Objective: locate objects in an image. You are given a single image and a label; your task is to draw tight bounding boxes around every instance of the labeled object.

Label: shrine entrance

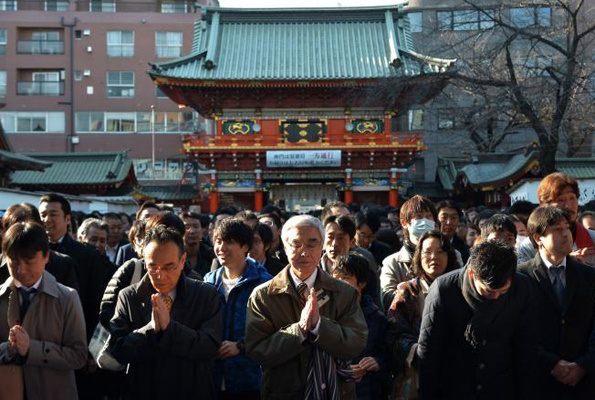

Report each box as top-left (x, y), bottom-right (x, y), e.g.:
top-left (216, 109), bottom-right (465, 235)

top-left (269, 183), bottom-right (338, 213)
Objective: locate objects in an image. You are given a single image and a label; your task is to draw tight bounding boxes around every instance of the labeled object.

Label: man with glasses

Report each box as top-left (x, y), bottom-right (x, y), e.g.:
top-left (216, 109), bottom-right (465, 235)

top-left (246, 215), bottom-right (368, 400)
top-left (107, 226), bottom-right (222, 400)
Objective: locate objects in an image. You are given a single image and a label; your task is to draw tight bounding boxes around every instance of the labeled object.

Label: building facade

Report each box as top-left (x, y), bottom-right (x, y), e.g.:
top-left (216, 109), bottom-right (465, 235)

top-left (0, 0), bottom-right (217, 191)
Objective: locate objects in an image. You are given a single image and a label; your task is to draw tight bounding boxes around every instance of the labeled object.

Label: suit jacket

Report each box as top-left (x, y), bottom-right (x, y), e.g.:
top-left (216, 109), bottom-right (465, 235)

top-left (452, 235), bottom-right (471, 264)
top-left (245, 266), bottom-right (368, 400)
top-left (51, 234), bottom-right (110, 341)
top-left (108, 273), bottom-right (222, 400)
top-left (0, 271), bottom-right (87, 400)
top-left (115, 243), bottom-right (137, 267)
top-left (518, 254), bottom-right (595, 399)
top-left (0, 251), bottom-right (79, 292)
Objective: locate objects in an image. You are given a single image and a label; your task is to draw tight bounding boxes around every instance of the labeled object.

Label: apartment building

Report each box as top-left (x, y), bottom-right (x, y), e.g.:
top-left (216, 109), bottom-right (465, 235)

top-left (0, 0), bottom-right (217, 185)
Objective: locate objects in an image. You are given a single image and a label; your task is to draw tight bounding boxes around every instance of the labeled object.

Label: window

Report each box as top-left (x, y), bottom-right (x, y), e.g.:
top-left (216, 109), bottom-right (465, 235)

top-left (0, 0), bottom-right (17, 11)
top-left (75, 111), bottom-right (197, 133)
top-left (107, 31), bottom-right (134, 58)
top-left (437, 109), bottom-right (456, 130)
top-left (0, 30), bottom-right (6, 55)
top-left (0, 112), bottom-right (65, 133)
top-left (161, 1), bottom-right (188, 14)
top-left (17, 72), bottom-right (63, 96)
top-left (437, 9), bottom-right (495, 31)
top-left (74, 70), bottom-right (82, 81)
top-left (0, 71), bottom-right (6, 97)
top-left (107, 71), bottom-right (134, 98)
top-left (75, 30), bottom-right (82, 39)
top-left (90, 0), bottom-right (116, 12)
top-left (407, 12), bottom-right (423, 33)
top-left (22, 32), bottom-right (63, 54)
top-left (45, 0), bottom-right (69, 11)
top-left (510, 7), bottom-right (551, 28)
top-left (106, 112), bottom-right (135, 132)
top-left (392, 109), bottom-right (424, 131)
top-left (155, 32), bottom-right (183, 58)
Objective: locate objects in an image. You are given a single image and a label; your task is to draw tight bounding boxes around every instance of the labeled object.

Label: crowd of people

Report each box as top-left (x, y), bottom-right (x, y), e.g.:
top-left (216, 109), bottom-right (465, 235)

top-left (0, 171), bottom-right (594, 400)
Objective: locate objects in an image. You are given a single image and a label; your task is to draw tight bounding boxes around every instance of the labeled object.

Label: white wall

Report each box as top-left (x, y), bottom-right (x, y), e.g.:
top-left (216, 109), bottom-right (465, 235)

top-left (509, 179), bottom-right (595, 206)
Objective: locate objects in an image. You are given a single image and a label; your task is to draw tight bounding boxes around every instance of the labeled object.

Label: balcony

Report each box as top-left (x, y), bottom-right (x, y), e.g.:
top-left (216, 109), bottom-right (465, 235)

top-left (17, 40), bottom-right (64, 55)
top-left (17, 81), bottom-right (64, 96)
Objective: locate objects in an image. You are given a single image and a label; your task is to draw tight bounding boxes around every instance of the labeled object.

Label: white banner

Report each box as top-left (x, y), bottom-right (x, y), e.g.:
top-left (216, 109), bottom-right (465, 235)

top-left (266, 150), bottom-right (342, 168)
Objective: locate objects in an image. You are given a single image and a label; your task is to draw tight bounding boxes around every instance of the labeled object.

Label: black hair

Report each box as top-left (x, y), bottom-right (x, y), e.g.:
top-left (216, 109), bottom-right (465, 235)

top-left (143, 225), bottom-right (185, 257)
top-left (435, 200), bottom-right (462, 218)
top-left (40, 193), bottom-right (71, 216)
top-left (146, 211), bottom-right (185, 237)
top-left (480, 214), bottom-right (517, 239)
top-left (136, 202), bottom-right (160, 220)
top-left (212, 217), bottom-right (254, 250)
top-left (2, 222), bottom-right (49, 260)
top-left (2, 203), bottom-right (42, 231)
top-left (323, 214), bottom-right (356, 239)
top-left (354, 211), bottom-right (381, 234)
top-left (411, 230), bottom-right (459, 279)
top-left (259, 212), bottom-right (282, 229)
top-left (253, 222), bottom-right (273, 248)
top-left (333, 251), bottom-right (370, 285)
top-left (468, 240), bottom-right (516, 289)
top-left (103, 212), bottom-right (122, 222)
top-left (527, 207), bottom-right (571, 248)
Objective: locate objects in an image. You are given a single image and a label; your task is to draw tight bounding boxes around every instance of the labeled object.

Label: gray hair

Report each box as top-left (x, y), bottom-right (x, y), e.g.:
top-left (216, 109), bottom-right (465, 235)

top-left (77, 218), bottom-right (108, 239)
top-left (281, 215), bottom-right (324, 246)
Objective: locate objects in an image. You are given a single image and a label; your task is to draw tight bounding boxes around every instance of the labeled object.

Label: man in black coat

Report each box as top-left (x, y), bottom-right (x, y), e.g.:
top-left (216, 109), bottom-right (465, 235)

top-left (437, 200), bottom-right (470, 263)
top-left (417, 241), bottom-right (537, 400)
top-left (519, 207), bottom-right (595, 399)
top-left (40, 193), bottom-right (112, 400)
top-left (108, 225), bottom-right (222, 400)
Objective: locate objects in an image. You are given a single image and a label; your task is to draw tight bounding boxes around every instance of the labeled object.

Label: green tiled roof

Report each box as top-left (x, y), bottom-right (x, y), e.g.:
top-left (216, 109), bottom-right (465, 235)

top-left (556, 158), bottom-right (595, 179)
top-left (150, 6), bottom-right (454, 82)
top-left (11, 152), bottom-right (136, 187)
top-left (138, 185), bottom-right (198, 202)
top-left (0, 149), bottom-right (51, 172)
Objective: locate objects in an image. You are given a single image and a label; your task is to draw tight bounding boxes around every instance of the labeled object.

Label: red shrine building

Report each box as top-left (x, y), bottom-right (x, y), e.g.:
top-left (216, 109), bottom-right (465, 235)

top-left (149, 6), bottom-right (454, 212)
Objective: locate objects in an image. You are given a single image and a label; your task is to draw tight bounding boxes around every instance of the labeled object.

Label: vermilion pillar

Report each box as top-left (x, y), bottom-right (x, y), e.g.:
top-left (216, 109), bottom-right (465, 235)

top-left (389, 167), bottom-right (400, 208)
top-left (209, 170), bottom-right (219, 212)
top-left (344, 168), bottom-right (353, 205)
top-left (254, 169), bottom-right (263, 211)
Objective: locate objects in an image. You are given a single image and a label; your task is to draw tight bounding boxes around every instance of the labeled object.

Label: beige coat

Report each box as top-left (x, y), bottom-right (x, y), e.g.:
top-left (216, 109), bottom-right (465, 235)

top-left (246, 266), bottom-right (368, 400)
top-left (0, 271), bottom-right (87, 400)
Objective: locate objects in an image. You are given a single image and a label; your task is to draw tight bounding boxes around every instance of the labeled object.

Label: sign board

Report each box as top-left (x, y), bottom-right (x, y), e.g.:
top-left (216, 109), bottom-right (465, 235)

top-left (509, 179), bottom-right (595, 205)
top-left (266, 150), bottom-right (341, 168)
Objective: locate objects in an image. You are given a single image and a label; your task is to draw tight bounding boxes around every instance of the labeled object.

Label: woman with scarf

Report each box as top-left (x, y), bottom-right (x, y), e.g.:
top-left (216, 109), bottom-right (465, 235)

top-left (386, 230), bottom-right (459, 400)
top-left (416, 240), bottom-right (538, 400)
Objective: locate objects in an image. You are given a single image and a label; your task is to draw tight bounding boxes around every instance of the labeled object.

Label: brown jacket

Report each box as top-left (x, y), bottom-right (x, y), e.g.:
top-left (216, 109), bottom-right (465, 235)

top-left (0, 271), bottom-right (87, 400)
top-left (246, 266), bottom-right (368, 400)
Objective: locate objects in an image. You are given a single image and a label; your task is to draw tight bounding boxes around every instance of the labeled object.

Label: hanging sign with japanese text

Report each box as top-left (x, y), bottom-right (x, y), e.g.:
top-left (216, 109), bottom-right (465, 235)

top-left (266, 150), bottom-right (341, 168)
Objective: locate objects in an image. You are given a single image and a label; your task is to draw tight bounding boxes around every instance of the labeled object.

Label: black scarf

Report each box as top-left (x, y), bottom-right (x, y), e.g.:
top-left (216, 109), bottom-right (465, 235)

top-left (461, 267), bottom-right (510, 349)
top-left (403, 238), bottom-right (416, 257)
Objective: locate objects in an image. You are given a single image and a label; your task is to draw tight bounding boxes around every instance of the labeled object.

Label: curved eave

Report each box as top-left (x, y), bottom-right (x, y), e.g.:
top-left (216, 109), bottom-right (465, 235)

top-left (460, 157), bottom-right (539, 191)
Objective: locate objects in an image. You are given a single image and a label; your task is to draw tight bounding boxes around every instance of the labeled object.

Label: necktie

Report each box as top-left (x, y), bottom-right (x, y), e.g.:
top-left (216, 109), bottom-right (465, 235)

top-left (551, 266), bottom-right (565, 309)
top-left (18, 287), bottom-right (37, 318)
top-left (162, 294), bottom-right (173, 312)
top-left (297, 282), bottom-right (308, 307)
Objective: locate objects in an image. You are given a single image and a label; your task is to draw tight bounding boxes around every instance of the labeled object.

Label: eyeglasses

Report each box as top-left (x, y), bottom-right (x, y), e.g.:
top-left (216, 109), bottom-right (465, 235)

top-left (421, 250), bottom-right (447, 259)
top-left (147, 265), bottom-right (178, 275)
top-left (287, 241), bottom-right (321, 253)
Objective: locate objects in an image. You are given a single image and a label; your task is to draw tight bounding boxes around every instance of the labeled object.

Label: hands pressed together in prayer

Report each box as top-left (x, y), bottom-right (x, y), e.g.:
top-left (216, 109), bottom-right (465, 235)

top-left (299, 288), bottom-right (320, 335)
top-left (217, 341), bottom-right (240, 359)
top-left (551, 359), bottom-right (586, 386)
top-left (150, 294), bottom-right (171, 333)
top-left (350, 357), bottom-right (380, 383)
top-left (8, 325), bottom-right (30, 357)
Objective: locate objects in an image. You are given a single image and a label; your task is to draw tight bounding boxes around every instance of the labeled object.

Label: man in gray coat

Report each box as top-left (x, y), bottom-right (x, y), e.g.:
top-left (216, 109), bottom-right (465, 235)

top-left (0, 222), bottom-right (87, 400)
top-left (246, 215), bottom-right (368, 400)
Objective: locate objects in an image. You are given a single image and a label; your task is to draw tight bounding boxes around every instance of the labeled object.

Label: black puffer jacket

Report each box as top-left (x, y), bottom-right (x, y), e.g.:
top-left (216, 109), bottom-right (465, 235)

top-left (99, 258), bottom-right (200, 328)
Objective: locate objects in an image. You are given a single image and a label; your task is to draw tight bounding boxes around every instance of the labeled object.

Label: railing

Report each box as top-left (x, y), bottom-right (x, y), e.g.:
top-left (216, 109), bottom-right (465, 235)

top-left (0, 0), bottom-right (198, 13)
top-left (17, 40), bottom-right (64, 54)
top-left (17, 81), bottom-right (64, 96)
top-left (183, 132), bottom-right (424, 149)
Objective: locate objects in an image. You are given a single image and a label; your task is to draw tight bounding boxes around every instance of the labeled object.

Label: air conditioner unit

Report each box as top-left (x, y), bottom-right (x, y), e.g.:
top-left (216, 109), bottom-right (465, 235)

top-left (83, 70), bottom-right (91, 76)
top-left (87, 86), bottom-right (94, 95)
top-left (71, 136), bottom-right (80, 144)
top-left (86, 46), bottom-right (92, 53)
top-left (83, 29), bottom-right (91, 36)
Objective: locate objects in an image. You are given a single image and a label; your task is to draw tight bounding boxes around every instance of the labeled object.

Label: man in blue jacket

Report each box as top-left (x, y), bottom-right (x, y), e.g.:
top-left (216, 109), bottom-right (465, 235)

top-left (204, 217), bottom-right (272, 400)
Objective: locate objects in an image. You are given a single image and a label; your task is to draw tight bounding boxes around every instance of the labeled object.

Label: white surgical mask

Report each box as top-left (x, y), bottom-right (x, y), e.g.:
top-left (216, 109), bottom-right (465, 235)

top-left (410, 218), bottom-right (435, 239)
top-left (515, 235), bottom-right (527, 248)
